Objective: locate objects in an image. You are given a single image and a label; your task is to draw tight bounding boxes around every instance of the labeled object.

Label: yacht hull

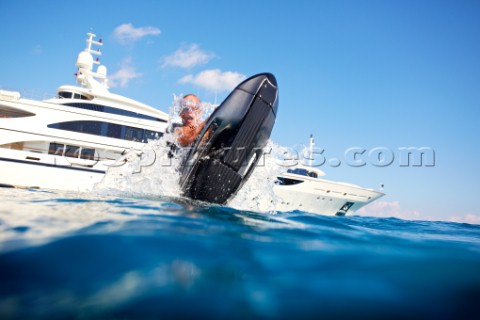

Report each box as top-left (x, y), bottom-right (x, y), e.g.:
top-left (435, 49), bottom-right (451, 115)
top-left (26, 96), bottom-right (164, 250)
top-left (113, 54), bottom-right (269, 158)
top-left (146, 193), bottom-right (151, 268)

top-left (0, 153), bottom-right (104, 191)
top-left (273, 173), bottom-right (384, 216)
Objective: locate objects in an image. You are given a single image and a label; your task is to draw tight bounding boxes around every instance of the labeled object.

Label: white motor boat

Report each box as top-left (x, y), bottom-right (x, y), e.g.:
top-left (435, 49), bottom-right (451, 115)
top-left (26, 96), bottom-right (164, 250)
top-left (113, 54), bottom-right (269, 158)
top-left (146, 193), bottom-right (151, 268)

top-left (273, 136), bottom-right (384, 216)
top-left (0, 33), bottom-right (168, 191)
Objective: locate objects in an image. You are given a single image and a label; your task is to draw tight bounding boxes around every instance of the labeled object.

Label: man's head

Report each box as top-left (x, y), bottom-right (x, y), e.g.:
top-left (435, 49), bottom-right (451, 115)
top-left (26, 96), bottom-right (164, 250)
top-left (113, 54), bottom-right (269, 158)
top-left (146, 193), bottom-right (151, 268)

top-left (180, 94), bottom-right (203, 126)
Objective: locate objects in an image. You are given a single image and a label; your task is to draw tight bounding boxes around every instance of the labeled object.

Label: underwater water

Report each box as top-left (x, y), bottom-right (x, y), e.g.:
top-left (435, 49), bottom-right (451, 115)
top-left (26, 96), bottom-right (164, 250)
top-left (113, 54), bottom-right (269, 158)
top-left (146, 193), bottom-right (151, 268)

top-left (0, 187), bottom-right (479, 319)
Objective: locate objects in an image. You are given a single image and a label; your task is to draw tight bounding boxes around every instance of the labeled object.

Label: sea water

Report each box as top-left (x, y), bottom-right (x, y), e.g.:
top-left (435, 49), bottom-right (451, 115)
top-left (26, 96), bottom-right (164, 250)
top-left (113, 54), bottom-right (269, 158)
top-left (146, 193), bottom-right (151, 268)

top-left (1, 141), bottom-right (480, 319)
top-left (1, 189), bottom-right (480, 319)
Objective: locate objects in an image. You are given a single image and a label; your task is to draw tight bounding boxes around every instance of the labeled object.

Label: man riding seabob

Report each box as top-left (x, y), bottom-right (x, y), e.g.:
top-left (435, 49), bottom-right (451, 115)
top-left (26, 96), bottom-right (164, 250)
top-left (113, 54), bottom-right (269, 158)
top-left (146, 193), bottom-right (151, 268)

top-left (172, 94), bottom-right (206, 147)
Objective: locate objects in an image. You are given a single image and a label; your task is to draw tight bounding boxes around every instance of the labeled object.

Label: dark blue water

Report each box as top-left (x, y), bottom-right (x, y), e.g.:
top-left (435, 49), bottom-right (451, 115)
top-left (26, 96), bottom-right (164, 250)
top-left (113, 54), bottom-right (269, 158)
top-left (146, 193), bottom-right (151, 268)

top-left (0, 189), bottom-right (479, 319)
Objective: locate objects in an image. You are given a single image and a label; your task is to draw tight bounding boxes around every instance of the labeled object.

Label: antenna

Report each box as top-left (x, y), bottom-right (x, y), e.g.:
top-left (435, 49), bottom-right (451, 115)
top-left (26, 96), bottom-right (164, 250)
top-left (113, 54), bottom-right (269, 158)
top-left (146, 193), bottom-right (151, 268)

top-left (309, 134), bottom-right (315, 166)
top-left (85, 32), bottom-right (103, 64)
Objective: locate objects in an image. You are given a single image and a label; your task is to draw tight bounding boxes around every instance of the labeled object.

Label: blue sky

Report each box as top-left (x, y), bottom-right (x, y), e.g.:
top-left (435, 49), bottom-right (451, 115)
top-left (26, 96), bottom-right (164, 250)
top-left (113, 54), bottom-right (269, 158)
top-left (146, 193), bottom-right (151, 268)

top-left (1, 1), bottom-right (479, 223)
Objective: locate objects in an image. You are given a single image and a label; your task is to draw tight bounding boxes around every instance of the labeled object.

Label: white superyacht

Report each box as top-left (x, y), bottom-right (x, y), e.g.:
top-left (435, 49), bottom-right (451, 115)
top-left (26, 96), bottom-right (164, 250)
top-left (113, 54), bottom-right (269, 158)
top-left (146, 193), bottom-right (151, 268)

top-left (0, 33), bottom-right (168, 191)
top-left (273, 136), bottom-right (384, 216)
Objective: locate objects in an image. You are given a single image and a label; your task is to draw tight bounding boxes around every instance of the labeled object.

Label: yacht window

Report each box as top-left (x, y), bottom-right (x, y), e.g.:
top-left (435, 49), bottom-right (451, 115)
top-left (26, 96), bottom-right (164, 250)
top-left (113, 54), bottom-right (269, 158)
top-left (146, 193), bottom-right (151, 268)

top-left (58, 91), bottom-right (72, 99)
top-left (145, 130), bottom-right (161, 141)
top-left (0, 105), bottom-right (35, 118)
top-left (48, 120), bottom-right (163, 142)
top-left (49, 121), bottom-right (102, 135)
top-left (307, 171), bottom-right (318, 178)
top-left (107, 123), bottom-right (122, 139)
top-left (58, 91), bottom-right (91, 100)
top-left (65, 145), bottom-right (80, 158)
top-left (48, 143), bottom-right (64, 155)
top-left (61, 102), bottom-right (167, 122)
top-left (287, 168), bottom-right (318, 178)
top-left (48, 142), bottom-right (96, 160)
top-left (275, 177), bottom-right (304, 185)
top-left (124, 127), bottom-right (144, 142)
top-left (80, 148), bottom-right (95, 160)
top-left (72, 93), bottom-right (91, 100)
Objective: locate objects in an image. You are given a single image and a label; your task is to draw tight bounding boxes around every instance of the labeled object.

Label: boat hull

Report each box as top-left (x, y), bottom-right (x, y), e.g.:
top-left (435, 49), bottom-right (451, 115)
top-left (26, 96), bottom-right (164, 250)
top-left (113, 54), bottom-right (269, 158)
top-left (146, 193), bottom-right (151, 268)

top-left (0, 154), bottom-right (104, 191)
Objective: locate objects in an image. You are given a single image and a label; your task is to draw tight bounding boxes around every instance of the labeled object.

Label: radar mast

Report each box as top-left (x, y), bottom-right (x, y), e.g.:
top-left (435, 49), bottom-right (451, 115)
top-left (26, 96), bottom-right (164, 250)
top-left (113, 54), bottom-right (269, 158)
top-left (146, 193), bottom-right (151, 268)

top-left (75, 33), bottom-right (109, 92)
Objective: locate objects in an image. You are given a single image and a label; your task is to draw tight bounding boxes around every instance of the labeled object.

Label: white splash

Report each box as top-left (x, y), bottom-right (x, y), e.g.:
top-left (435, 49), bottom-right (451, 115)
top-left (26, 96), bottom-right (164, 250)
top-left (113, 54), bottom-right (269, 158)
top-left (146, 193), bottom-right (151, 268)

top-left (94, 95), bottom-right (218, 198)
top-left (95, 97), bottom-right (290, 213)
top-left (228, 141), bottom-right (291, 213)
top-left (95, 137), bottom-right (294, 215)
top-left (94, 133), bottom-right (183, 197)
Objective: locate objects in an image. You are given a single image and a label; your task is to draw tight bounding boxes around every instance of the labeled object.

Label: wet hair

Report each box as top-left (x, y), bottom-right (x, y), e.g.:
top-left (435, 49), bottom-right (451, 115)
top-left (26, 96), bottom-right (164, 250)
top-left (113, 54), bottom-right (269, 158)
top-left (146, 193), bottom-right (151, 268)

top-left (179, 94), bottom-right (202, 115)
top-left (183, 93), bottom-right (200, 101)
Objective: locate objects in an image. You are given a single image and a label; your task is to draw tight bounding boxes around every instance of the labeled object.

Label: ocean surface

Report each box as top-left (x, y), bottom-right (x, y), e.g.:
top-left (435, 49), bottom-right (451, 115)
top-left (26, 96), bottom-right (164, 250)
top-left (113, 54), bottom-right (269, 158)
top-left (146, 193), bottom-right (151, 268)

top-left (1, 187), bottom-right (479, 320)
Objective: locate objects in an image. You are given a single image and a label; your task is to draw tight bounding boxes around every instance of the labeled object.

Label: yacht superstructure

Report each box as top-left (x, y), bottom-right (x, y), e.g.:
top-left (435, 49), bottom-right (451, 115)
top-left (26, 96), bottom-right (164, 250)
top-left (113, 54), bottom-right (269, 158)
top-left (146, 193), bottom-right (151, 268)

top-left (0, 33), bottom-right (168, 190)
